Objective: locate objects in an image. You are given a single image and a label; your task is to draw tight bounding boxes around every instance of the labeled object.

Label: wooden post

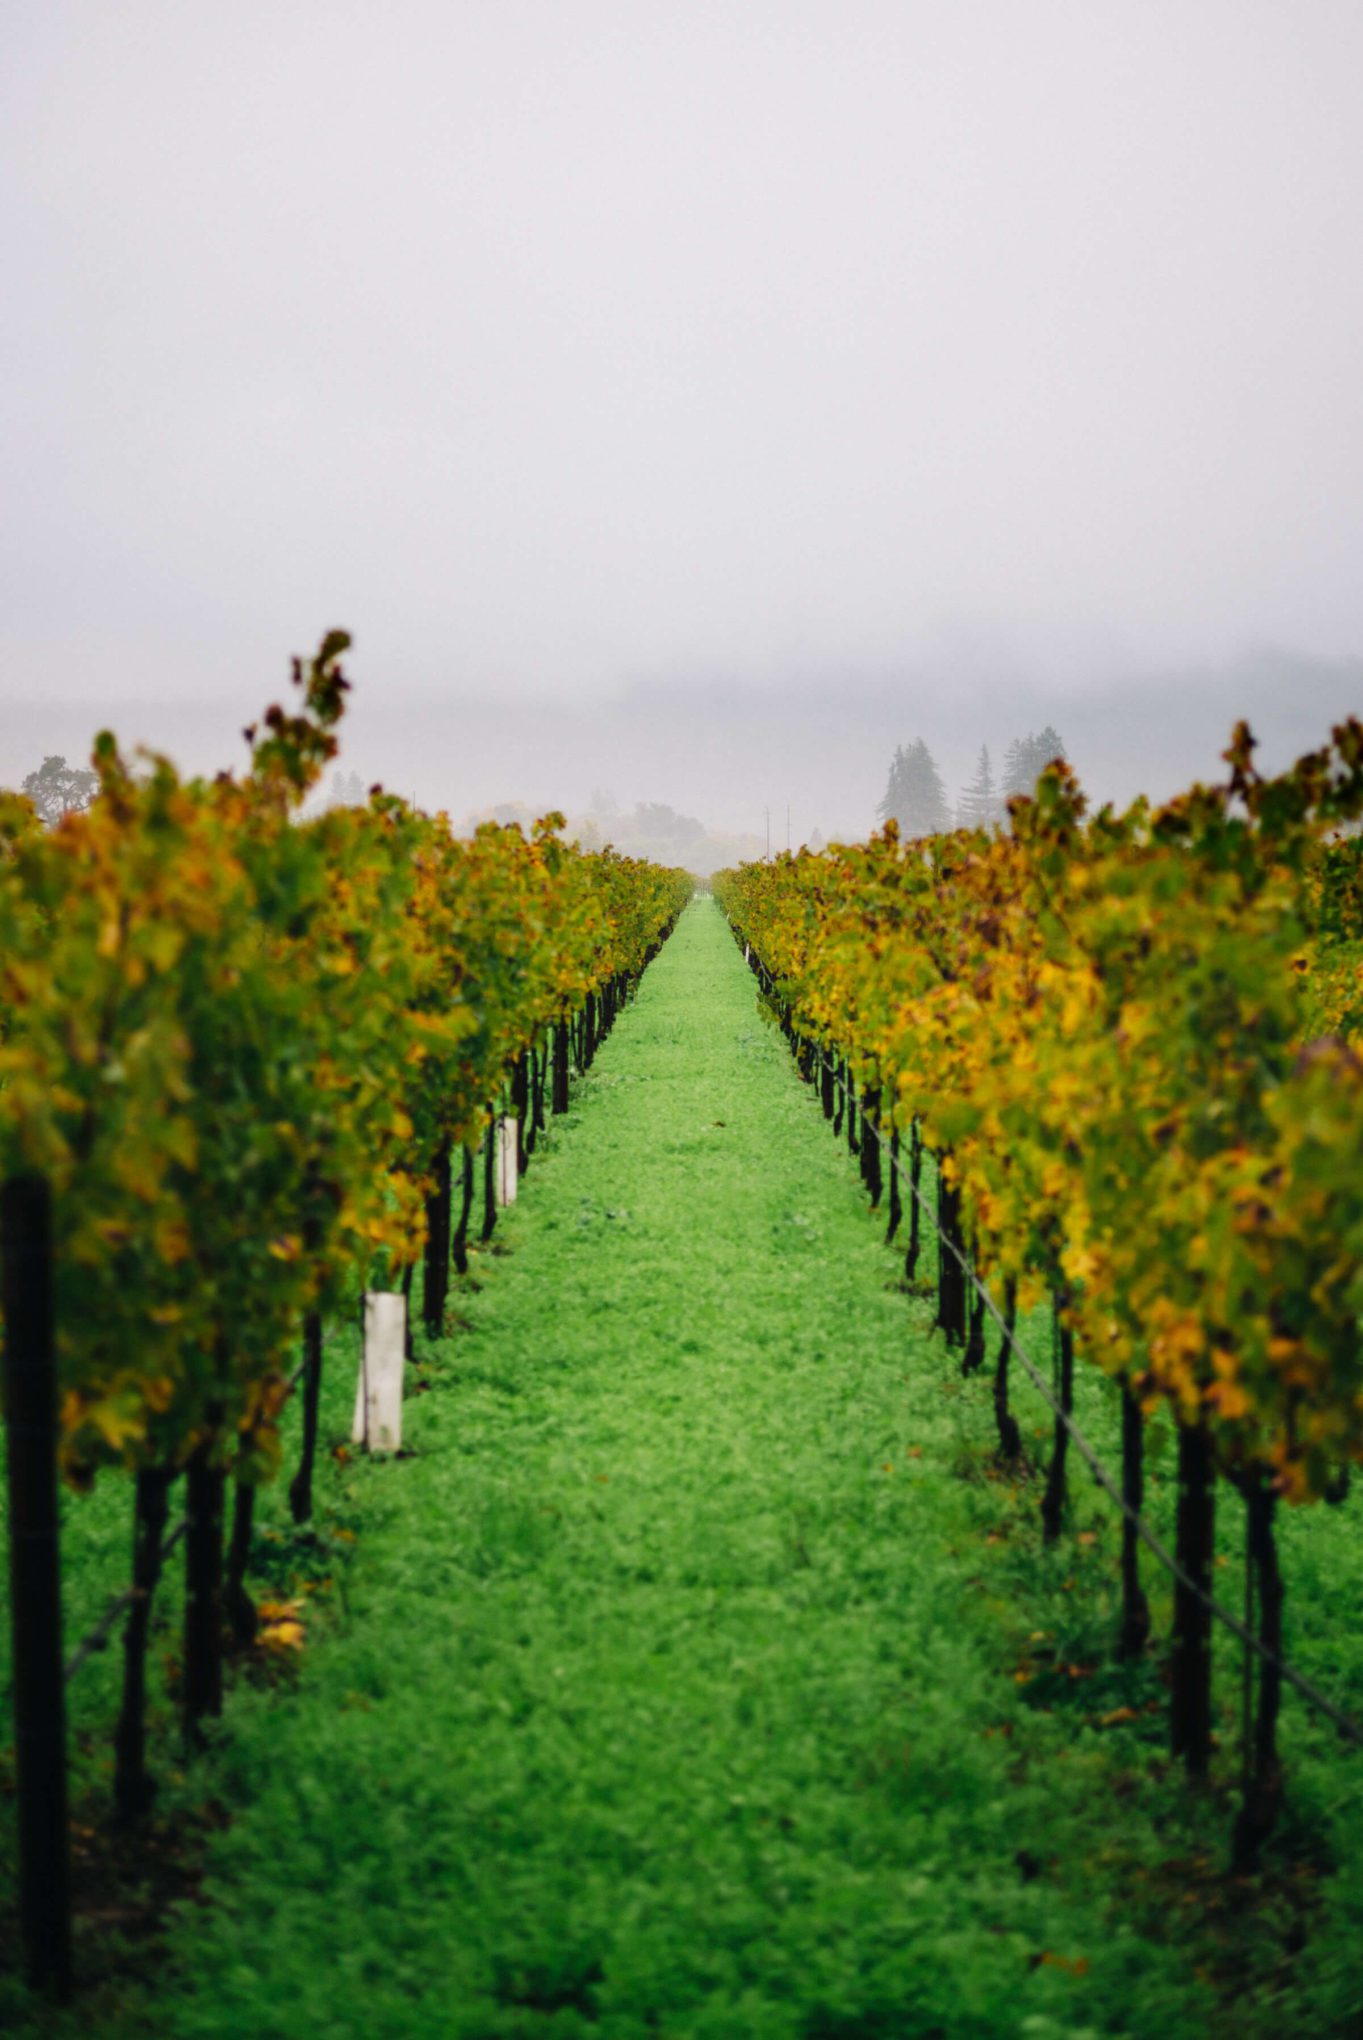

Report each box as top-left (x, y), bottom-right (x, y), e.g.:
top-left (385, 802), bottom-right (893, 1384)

top-left (480, 1113), bottom-right (497, 1240)
top-left (184, 1434), bottom-right (225, 1734)
top-left (400, 1258), bottom-right (415, 1360)
top-left (934, 1165), bottom-right (968, 1346)
top-left (885, 1128), bottom-right (902, 1242)
top-left (423, 1141), bottom-right (451, 1337)
top-left (1118, 1387), bottom-right (1151, 1659)
top-left (1171, 1422), bottom-right (1216, 1777)
top-left (1040, 1300), bottom-right (1075, 1544)
top-left (861, 1087), bottom-right (882, 1206)
top-left (535, 1044), bottom-right (549, 1132)
top-left (511, 1055), bottom-right (530, 1171)
top-left (992, 1278), bottom-right (1023, 1462)
top-left (114, 1466), bottom-right (173, 1821)
top-left (1233, 1478), bottom-right (1284, 1866)
top-left (451, 1147), bottom-right (474, 1275)
top-left (1, 1174), bottom-right (72, 1999)
top-left (552, 1022), bottom-right (570, 1114)
top-left (289, 1312), bottom-right (324, 1524)
top-left (962, 1270), bottom-right (986, 1376)
top-left (905, 1122), bottom-right (923, 1282)
top-left (225, 1480), bottom-right (258, 1646)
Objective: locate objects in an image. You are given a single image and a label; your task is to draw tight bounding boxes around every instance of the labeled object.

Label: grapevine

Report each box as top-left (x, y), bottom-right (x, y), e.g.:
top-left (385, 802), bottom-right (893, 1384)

top-left (716, 718), bottom-right (1363, 1857)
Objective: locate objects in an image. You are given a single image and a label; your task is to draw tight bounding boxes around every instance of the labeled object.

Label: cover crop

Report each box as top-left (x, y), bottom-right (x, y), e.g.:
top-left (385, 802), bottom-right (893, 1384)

top-left (717, 719), bottom-right (1363, 1857)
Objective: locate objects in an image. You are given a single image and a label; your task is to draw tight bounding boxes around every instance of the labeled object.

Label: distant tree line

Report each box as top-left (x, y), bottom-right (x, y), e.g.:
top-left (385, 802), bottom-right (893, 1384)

top-left (876, 727), bottom-right (1066, 838)
top-left (8, 755), bottom-right (376, 827)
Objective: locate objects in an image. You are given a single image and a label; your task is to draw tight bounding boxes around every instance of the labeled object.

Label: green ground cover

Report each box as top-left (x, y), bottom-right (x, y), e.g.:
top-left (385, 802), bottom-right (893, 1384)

top-left (4, 895), bottom-right (1362, 2036)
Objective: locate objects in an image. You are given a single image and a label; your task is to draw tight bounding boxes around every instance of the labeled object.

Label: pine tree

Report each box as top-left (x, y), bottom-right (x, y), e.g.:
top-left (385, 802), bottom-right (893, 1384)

top-left (876, 746), bottom-right (906, 826)
top-left (321, 769), bottom-right (366, 810)
top-left (1001, 727), bottom-right (1067, 800)
top-left (878, 738), bottom-right (948, 839)
top-left (1001, 736), bottom-right (1031, 800)
top-left (1033, 725), bottom-right (1067, 775)
top-left (957, 745), bottom-right (1003, 830)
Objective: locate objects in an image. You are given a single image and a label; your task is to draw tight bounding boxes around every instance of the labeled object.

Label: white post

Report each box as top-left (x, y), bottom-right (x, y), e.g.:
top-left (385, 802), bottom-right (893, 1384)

top-left (352, 1291), bottom-right (406, 1453)
top-left (496, 1116), bottom-right (519, 1205)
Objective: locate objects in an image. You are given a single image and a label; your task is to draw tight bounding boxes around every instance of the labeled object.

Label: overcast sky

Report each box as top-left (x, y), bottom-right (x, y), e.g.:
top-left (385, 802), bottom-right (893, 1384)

top-left (4, 2), bottom-right (1362, 831)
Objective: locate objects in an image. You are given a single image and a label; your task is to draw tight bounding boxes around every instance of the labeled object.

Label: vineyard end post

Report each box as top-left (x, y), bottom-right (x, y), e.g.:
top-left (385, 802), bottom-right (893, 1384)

top-left (1, 1173), bottom-right (72, 2000)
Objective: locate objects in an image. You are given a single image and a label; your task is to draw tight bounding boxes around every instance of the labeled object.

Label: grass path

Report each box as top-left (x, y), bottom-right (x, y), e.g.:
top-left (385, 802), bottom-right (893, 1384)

top-left (23, 897), bottom-right (1363, 2037)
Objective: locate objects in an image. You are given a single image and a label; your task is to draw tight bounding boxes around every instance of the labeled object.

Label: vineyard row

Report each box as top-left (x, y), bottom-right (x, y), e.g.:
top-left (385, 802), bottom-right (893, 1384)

top-left (714, 716), bottom-right (1363, 1869)
top-left (0, 633), bottom-right (691, 1996)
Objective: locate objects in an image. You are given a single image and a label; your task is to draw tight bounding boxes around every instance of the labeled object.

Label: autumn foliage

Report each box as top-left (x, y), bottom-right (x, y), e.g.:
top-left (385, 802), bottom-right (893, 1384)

top-left (716, 720), bottom-right (1363, 1505)
top-left (0, 633), bottom-right (691, 1493)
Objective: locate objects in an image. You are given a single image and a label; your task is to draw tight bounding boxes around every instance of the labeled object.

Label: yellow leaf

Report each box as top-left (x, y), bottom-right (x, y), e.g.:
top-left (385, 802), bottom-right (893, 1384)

top-left (259, 1617), bottom-right (305, 1653)
top-left (85, 1396), bottom-right (144, 1452)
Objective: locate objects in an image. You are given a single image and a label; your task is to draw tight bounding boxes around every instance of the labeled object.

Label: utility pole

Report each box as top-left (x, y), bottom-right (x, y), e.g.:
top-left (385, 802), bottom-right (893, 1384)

top-left (786, 803), bottom-right (790, 853)
top-left (764, 806), bottom-right (770, 861)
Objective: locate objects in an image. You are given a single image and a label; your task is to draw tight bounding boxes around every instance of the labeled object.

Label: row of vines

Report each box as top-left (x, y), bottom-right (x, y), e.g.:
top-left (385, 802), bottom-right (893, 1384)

top-left (0, 632), bottom-right (692, 1994)
top-left (715, 718), bottom-right (1363, 1867)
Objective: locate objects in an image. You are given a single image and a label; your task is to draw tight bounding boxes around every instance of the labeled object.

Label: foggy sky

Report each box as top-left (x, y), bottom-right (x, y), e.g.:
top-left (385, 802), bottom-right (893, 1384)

top-left (5, 3), bottom-right (1363, 833)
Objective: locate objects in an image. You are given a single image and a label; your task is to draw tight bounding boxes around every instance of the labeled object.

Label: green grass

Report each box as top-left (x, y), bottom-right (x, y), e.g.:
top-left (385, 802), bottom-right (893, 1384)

top-left (4, 896), bottom-right (1363, 2035)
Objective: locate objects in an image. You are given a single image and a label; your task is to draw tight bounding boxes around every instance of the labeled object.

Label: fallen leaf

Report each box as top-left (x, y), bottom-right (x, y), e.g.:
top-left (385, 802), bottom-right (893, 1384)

top-left (259, 1619), bottom-right (305, 1654)
top-left (1039, 1951), bottom-right (1089, 1977)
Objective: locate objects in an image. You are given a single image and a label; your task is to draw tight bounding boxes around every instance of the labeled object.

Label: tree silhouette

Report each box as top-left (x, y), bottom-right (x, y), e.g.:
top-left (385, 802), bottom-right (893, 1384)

top-left (957, 744), bottom-right (1003, 829)
top-left (1002, 726), bottom-right (1068, 800)
top-left (20, 755), bottom-right (98, 825)
top-left (877, 738), bottom-right (949, 838)
top-left (322, 769), bottom-right (367, 810)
